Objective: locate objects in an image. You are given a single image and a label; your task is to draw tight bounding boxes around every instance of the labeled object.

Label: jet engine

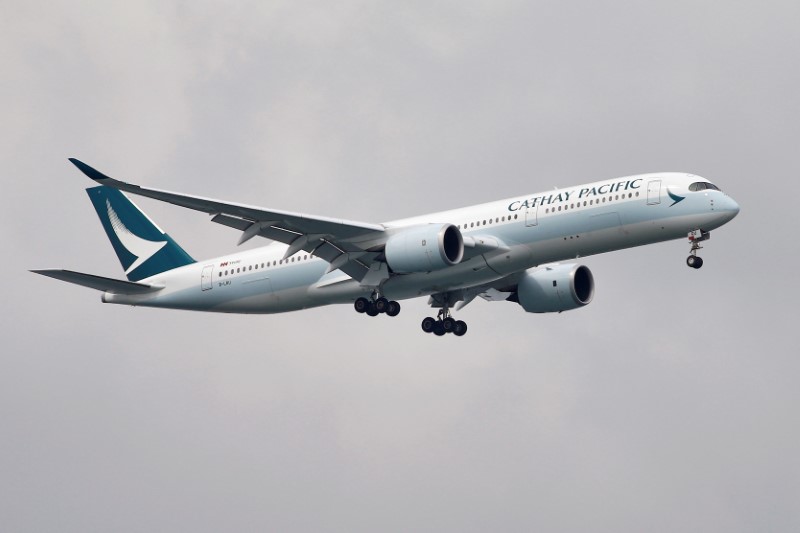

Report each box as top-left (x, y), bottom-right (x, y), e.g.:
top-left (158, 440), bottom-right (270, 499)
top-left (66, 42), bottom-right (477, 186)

top-left (384, 223), bottom-right (464, 273)
top-left (515, 264), bottom-right (594, 313)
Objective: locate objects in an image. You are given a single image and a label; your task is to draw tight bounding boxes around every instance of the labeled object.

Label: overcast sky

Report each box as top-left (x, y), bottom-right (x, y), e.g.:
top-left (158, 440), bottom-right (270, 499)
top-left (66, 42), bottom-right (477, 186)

top-left (3, 1), bottom-right (800, 531)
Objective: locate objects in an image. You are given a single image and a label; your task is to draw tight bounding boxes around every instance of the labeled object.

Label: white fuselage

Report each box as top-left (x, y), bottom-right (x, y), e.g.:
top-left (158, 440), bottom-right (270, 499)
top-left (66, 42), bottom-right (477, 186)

top-left (102, 173), bottom-right (739, 313)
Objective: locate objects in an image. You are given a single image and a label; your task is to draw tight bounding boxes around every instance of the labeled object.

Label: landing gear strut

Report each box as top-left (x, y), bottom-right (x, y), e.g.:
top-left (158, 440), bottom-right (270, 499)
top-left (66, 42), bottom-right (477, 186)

top-left (354, 292), bottom-right (401, 318)
top-left (421, 304), bottom-right (467, 337)
top-left (686, 229), bottom-right (709, 269)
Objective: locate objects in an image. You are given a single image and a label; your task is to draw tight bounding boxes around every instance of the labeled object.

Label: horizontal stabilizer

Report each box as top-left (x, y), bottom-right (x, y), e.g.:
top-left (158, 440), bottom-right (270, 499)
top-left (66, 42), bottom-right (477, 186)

top-left (31, 269), bottom-right (162, 294)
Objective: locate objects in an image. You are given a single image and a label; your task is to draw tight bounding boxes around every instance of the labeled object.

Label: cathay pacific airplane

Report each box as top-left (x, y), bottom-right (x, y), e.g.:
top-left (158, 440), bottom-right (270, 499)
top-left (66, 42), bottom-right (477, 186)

top-left (33, 159), bottom-right (739, 336)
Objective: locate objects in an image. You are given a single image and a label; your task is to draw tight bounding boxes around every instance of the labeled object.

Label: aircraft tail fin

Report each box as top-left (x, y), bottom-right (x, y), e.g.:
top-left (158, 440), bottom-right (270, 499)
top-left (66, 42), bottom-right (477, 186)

top-left (86, 186), bottom-right (195, 281)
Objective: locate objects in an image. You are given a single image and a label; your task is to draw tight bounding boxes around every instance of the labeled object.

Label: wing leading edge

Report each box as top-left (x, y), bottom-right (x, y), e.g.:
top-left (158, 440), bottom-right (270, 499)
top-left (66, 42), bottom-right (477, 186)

top-left (69, 159), bottom-right (388, 282)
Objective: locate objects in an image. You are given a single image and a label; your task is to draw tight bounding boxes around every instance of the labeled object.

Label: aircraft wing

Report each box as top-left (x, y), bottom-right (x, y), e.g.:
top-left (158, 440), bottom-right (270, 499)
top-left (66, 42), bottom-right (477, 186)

top-left (69, 159), bottom-right (387, 282)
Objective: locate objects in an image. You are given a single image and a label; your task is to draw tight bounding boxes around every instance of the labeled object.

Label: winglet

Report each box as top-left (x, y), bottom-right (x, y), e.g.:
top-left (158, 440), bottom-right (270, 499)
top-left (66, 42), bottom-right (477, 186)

top-left (69, 158), bottom-right (111, 182)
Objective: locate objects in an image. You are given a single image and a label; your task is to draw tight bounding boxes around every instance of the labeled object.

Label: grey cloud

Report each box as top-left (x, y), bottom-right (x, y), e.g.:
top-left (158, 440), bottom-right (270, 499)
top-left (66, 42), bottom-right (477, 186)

top-left (2, 1), bottom-right (799, 531)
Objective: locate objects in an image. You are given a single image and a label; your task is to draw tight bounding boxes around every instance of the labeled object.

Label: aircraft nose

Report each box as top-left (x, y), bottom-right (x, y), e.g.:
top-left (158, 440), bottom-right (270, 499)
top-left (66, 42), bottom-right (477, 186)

top-left (721, 195), bottom-right (740, 222)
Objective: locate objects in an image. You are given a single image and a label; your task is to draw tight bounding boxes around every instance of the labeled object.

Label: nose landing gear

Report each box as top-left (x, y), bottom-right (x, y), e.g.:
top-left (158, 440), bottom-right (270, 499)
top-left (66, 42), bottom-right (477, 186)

top-left (686, 229), bottom-right (710, 269)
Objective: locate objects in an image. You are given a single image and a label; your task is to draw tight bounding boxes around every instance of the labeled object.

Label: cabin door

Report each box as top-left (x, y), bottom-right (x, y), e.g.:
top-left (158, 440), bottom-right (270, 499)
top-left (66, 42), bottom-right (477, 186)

top-left (647, 179), bottom-right (661, 205)
top-left (201, 265), bottom-right (214, 291)
top-left (525, 204), bottom-right (538, 226)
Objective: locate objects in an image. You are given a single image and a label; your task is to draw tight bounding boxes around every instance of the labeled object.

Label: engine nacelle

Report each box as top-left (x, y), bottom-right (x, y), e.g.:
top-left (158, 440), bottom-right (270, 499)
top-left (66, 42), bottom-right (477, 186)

top-left (384, 223), bottom-right (464, 273)
top-left (516, 264), bottom-right (594, 313)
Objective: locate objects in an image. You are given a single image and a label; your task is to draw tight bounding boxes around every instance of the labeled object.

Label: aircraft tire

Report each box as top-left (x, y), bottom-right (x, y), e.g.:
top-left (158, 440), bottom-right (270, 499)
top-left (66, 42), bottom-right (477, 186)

top-left (354, 297), bottom-right (370, 313)
top-left (454, 320), bottom-right (467, 336)
top-left (386, 301), bottom-right (401, 317)
top-left (421, 317), bottom-right (436, 333)
top-left (375, 297), bottom-right (389, 313)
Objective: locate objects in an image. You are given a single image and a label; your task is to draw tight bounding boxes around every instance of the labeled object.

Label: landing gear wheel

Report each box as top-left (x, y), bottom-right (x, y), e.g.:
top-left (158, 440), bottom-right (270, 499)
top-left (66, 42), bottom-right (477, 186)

top-left (421, 317), bottom-right (436, 333)
top-left (386, 300), bottom-right (401, 317)
top-left (442, 317), bottom-right (456, 332)
top-left (374, 297), bottom-right (389, 313)
top-left (433, 322), bottom-right (446, 336)
top-left (453, 320), bottom-right (468, 336)
top-left (686, 255), bottom-right (703, 269)
top-left (366, 303), bottom-right (379, 316)
top-left (354, 297), bottom-right (370, 313)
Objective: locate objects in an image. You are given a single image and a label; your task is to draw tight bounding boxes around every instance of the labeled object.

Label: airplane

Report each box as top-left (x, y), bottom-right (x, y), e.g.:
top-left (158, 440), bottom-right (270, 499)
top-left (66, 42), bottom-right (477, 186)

top-left (32, 159), bottom-right (740, 336)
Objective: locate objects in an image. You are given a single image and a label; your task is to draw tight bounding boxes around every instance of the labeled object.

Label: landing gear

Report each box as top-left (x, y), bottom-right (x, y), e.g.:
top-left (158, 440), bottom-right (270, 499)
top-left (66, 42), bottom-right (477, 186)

top-left (354, 293), bottom-right (401, 317)
top-left (421, 305), bottom-right (468, 337)
top-left (686, 229), bottom-right (710, 269)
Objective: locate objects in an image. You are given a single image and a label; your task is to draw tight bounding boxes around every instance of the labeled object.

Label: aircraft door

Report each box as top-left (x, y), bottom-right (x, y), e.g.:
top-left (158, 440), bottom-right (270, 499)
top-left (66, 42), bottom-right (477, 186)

top-left (647, 179), bottom-right (661, 205)
top-left (201, 265), bottom-right (214, 291)
top-left (525, 204), bottom-right (538, 226)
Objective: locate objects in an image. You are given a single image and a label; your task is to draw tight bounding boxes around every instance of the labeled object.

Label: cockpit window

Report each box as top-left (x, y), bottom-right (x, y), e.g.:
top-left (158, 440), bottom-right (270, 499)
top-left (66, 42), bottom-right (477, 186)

top-left (689, 182), bottom-right (722, 192)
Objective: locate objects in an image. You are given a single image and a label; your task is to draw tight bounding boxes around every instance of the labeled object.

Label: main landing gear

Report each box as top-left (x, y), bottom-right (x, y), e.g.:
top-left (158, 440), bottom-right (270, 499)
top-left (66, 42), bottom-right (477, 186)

top-left (354, 294), bottom-right (401, 317)
top-left (421, 307), bottom-right (468, 337)
top-left (686, 229), bottom-right (710, 269)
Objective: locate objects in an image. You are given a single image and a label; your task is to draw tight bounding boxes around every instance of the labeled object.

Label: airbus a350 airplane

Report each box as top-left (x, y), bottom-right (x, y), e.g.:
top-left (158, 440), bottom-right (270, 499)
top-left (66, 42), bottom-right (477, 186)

top-left (33, 159), bottom-right (739, 336)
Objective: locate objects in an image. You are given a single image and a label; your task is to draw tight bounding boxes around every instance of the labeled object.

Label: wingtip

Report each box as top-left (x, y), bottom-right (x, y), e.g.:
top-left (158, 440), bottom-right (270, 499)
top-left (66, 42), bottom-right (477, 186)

top-left (69, 158), bottom-right (110, 181)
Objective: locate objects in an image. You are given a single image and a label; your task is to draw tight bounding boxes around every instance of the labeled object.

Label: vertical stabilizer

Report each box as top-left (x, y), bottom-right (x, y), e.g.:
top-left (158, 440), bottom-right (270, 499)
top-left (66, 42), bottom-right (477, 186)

top-left (86, 186), bottom-right (195, 281)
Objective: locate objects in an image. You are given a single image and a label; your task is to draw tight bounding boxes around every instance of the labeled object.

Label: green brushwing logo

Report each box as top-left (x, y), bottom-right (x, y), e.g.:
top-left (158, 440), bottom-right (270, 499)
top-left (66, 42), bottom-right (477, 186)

top-left (667, 188), bottom-right (686, 207)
